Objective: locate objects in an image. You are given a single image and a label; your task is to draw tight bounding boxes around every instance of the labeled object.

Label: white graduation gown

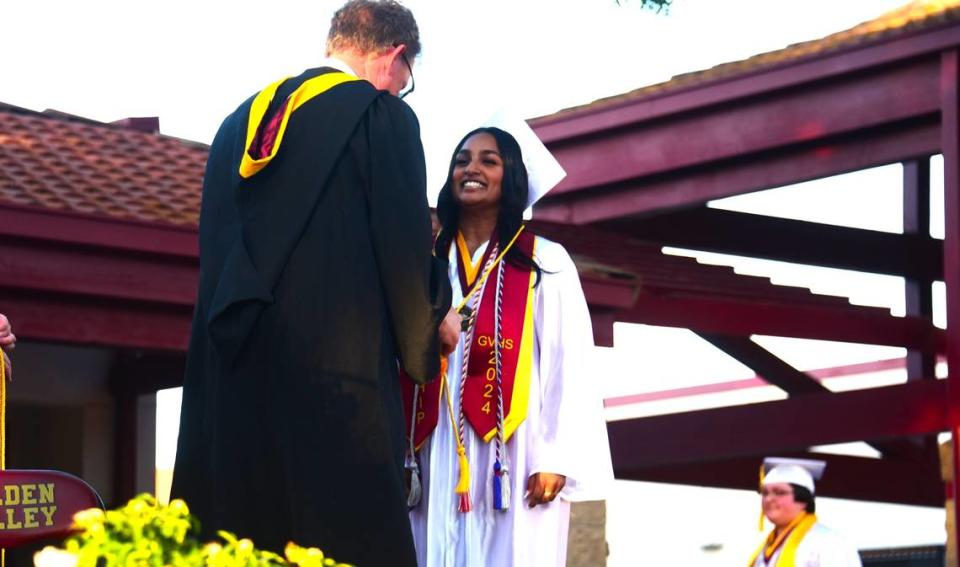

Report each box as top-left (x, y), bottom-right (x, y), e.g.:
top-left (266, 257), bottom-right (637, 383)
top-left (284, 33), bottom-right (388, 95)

top-left (408, 236), bottom-right (614, 567)
top-left (753, 523), bottom-right (863, 567)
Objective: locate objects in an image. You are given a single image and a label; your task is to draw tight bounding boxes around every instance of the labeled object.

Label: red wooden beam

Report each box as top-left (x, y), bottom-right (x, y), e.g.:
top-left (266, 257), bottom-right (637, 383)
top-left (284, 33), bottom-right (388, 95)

top-left (618, 453), bottom-right (943, 508)
top-left (601, 207), bottom-right (943, 280)
top-left (588, 307), bottom-right (617, 348)
top-left (604, 357), bottom-right (910, 407)
top-left (3, 291), bottom-right (192, 351)
top-left (700, 333), bottom-right (928, 461)
top-left (903, 158), bottom-right (938, 381)
top-left (940, 48), bottom-right (960, 545)
top-left (535, 118), bottom-right (940, 223)
top-left (619, 293), bottom-right (942, 350)
top-left (542, 60), bottom-right (939, 196)
top-left (579, 273), bottom-right (638, 309)
top-left (607, 379), bottom-right (948, 469)
top-left (0, 204), bottom-right (197, 258)
top-left (0, 237), bottom-right (198, 305)
top-left (697, 333), bottom-right (829, 395)
top-left (533, 27), bottom-right (960, 142)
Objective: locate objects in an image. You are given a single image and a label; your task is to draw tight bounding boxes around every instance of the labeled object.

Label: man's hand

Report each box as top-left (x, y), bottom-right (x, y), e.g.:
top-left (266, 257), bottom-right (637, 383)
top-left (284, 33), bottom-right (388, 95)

top-left (438, 308), bottom-right (461, 356)
top-left (525, 472), bottom-right (566, 508)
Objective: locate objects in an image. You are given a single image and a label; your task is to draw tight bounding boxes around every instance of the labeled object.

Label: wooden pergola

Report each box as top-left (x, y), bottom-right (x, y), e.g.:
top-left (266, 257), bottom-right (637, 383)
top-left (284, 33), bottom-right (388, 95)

top-left (528, 0), bottom-right (960, 515)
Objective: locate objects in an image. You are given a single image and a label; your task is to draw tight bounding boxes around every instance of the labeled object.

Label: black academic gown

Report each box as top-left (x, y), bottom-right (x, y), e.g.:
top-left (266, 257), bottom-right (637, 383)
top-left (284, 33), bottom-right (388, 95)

top-left (171, 67), bottom-right (449, 567)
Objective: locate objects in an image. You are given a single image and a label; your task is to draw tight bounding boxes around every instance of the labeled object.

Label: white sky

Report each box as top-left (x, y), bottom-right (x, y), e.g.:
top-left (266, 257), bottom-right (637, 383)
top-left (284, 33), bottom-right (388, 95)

top-left (6, 0), bottom-right (948, 564)
top-left (0, 0), bottom-right (914, 199)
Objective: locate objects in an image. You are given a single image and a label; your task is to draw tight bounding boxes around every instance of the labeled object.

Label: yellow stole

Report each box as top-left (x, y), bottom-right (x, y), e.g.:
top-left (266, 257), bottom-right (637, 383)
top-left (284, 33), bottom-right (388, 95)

top-left (748, 513), bottom-right (818, 567)
top-left (239, 72), bottom-right (360, 178)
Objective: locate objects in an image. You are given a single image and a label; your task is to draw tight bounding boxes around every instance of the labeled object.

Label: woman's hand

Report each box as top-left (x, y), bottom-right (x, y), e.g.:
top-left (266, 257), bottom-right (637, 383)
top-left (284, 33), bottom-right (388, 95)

top-left (525, 472), bottom-right (566, 508)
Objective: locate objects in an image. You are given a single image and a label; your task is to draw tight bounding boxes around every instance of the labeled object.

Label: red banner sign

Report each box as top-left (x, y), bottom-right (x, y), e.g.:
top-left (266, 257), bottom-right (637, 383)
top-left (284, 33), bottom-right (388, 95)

top-left (0, 470), bottom-right (102, 548)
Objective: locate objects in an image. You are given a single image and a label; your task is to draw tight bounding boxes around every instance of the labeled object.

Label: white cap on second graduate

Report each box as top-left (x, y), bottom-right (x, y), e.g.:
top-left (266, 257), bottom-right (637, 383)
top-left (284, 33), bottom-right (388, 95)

top-left (762, 457), bottom-right (826, 494)
top-left (480, 108), bottom-right (566, 209)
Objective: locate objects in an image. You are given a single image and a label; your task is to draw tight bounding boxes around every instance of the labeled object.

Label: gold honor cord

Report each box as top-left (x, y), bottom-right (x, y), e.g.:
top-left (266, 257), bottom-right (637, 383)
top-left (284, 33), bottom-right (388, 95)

top-left (434, 224), bottom-right (528, 509)
top-left (455, 225), bottom-right (526, 314)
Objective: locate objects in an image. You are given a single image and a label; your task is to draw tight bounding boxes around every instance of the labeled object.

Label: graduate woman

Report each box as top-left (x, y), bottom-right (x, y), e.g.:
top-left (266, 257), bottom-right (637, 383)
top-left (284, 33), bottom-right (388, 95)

top-left (403, 118), bottom-right (613, 566)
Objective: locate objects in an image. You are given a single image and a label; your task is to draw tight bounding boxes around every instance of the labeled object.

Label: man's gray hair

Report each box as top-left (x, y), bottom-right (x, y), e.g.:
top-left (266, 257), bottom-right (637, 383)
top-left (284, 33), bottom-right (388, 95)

top-left (327, 0), bottom-right (421, 60)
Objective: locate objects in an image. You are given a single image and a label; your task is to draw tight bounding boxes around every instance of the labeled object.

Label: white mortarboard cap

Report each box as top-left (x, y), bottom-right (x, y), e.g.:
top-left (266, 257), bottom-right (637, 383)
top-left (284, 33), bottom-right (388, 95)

top-left (762, 457), bottom-right (826, 494)
top-left (481, 108), bottom-right (566, 208)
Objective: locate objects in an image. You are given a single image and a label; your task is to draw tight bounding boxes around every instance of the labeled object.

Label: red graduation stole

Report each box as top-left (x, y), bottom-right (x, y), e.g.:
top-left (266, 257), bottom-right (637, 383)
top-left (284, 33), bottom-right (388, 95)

top-left (401, 231), bottom-right (537, 450)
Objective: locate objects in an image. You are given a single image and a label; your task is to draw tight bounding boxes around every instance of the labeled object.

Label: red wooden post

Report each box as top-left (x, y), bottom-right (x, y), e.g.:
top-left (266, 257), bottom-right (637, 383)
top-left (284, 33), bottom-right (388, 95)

top-left (903, 158), bottom-right (936, 381)
top-left (940, 48), bottom-right (960, 558)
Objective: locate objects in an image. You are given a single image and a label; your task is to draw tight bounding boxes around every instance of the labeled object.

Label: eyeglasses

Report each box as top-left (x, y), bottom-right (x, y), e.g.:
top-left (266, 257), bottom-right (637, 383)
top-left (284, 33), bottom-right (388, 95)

top-left (398, 52), bottom-right (415, 99)
top-left (761, 487), bottom-right (794, 498)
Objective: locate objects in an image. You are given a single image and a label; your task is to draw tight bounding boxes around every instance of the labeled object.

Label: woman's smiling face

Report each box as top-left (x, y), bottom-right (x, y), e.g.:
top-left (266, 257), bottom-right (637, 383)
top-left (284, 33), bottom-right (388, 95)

top-left (452, 132), bottom-right (504, 211)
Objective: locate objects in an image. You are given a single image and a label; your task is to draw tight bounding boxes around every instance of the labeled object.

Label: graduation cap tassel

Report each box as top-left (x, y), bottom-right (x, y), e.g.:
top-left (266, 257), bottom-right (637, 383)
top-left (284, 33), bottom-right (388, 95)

top-left (501, 465), bottom-right (511, 509)
top-left (456, 445), bottom-right (472, 512)
top-left (493, 461), bottom-right (503, 509)
top-left (405, 453), bottom-right (422, 508)
top-left (405, 380), bottom-right (425, 509)
top-left (407, 466), bottom-right (422, 508)
top-left (758, 463), bottom-right (766, 531)
top-left (493, 461), bottom-right (511, 511)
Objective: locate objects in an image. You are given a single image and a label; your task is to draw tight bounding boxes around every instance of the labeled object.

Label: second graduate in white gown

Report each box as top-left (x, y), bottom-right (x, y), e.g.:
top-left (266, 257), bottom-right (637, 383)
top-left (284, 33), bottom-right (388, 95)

top-left (749, 458), bottom-right (862, 567)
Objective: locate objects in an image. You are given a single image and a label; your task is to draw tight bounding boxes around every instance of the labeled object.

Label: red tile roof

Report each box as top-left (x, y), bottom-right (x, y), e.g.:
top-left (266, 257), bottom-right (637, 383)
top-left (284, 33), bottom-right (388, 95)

top-left (541, 0), bottom-right (960, 120)
top-left (0, 103), bottom-right (207, 227)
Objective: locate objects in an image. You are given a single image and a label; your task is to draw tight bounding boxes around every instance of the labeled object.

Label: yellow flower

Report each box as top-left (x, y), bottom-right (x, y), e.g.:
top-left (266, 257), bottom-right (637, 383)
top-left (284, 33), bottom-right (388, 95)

top-left (127, 499), bottom-right (147, 515)
top-left (86, 522), bottom-right (105, 538)
top-left (71, 508), bottom-right (104, 527)
top-left (168, 499), bottom-right (190, 517)
top-left (285, 542), bottom-right (327, 567)
top-left (33, 546), bottom-right (79, 567)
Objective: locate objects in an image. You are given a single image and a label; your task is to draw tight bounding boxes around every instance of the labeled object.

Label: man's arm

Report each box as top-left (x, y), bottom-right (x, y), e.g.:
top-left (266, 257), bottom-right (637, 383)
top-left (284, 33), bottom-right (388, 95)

top-left (365, 97), bottom-right (453, 382)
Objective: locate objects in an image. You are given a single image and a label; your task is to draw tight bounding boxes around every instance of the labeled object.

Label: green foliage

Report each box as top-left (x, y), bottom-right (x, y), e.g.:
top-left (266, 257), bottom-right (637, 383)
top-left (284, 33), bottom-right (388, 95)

top-left (33, 494), bottom-right (352, 567)
top-left (617, 0), bottom-right (673, 13)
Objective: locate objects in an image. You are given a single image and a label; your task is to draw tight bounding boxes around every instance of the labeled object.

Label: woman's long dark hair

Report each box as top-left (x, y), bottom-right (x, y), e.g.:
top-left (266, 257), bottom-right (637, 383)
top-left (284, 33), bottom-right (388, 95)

top-left (434, 127), bottom-right (542, 284)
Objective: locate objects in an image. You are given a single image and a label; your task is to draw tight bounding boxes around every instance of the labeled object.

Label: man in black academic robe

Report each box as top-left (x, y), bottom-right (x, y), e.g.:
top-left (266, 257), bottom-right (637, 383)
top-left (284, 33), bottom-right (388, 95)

top-left (172, 3), bottom-right (452, 565)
